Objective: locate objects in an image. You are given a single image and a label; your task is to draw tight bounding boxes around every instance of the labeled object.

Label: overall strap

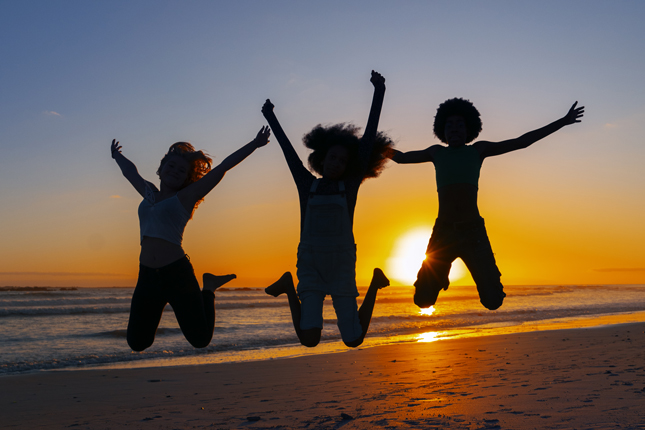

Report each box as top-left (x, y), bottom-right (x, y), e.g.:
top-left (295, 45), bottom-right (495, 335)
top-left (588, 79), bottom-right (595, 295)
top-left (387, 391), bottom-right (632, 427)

top-left (338, 181), bottom-right (345, 197)
top-left (309, 178), bottom-right (320, 198)
top-left (309, 179), bottom-right (346, 198)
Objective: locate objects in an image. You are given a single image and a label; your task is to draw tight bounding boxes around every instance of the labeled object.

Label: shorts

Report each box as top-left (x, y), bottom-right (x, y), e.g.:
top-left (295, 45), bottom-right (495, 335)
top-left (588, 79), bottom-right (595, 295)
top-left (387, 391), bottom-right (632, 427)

top-left (414, 217), bottom-right (505, 310)
top-left (298, 290), bottom-right (363, 343)
top-left (296, 243), bottom-right (358, 297)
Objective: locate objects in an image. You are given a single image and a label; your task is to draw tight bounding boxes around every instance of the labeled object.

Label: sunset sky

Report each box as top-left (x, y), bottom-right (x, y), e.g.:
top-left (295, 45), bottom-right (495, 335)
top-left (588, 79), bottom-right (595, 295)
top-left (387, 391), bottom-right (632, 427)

top-left (1, 1), bottom-right (644, 288)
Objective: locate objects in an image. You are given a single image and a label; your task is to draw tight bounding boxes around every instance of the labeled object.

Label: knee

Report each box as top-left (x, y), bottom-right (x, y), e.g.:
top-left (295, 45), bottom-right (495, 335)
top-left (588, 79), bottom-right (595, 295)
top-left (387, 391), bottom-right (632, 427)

top-left (127, 336), bottom-right (152, 352)
top-left (299, 328), bottom-right (321, 348)
top-left (413, 282), bottom-right (441, 308)
top-left (343, 337), bottom-right (364, 348)
top-left (188, 337), bottom-right (211, 349)
top-left (185, 332), bottom-right (213, 349)
top-left (480, 294), bottom-right (504, 311)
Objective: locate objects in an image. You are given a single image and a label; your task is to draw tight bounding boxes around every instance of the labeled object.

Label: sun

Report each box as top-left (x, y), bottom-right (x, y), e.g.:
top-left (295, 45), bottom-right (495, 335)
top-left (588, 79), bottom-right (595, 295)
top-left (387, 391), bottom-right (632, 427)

top-left (386, 227), bottom-right (466, 285)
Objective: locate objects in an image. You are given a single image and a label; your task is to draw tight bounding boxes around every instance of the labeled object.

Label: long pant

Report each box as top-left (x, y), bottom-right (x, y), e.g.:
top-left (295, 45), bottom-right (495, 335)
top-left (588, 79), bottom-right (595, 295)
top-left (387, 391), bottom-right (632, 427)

top-left (126, 256), bottom-right (215, 350)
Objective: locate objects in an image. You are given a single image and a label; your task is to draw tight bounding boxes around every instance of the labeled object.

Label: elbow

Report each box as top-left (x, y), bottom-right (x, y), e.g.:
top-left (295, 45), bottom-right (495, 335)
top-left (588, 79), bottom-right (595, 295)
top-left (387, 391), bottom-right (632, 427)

top-left (390, 151), bottom-right (403, 163)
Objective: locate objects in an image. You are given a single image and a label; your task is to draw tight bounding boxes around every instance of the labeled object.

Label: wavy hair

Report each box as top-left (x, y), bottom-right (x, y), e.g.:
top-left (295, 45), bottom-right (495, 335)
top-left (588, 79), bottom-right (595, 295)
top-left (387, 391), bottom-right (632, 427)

top-left (433, 98), bottom-right (482, 144)
top-left (157, 142), bottom-right (212, 212)
top-left (303, 123), bottom-right (394, 182)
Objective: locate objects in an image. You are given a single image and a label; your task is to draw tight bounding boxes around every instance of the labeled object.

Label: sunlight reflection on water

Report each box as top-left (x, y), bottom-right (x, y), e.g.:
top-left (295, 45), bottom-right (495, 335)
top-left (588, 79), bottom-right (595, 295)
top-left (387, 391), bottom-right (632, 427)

top-left (80, 310), bottom-right (645, 373)
top-left (407, 310), bottom-right (645, 345)
top-left (418, 306), bottom-right (435, 316)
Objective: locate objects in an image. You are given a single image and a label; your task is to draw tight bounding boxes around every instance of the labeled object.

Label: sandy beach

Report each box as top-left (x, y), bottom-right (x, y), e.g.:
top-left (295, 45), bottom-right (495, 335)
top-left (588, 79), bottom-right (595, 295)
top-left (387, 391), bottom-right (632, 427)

top-left (3, 322), bottom-right (644, 429)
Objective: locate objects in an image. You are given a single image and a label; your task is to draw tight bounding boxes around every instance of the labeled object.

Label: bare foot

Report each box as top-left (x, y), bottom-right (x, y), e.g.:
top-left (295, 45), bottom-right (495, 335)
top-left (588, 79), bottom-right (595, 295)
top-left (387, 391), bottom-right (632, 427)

top-left (203, 273), bottom-right (236, 292)
top-left (372, 268), bottom-right (390, 290)
top-left (265, 272), bottom-right (294, 297)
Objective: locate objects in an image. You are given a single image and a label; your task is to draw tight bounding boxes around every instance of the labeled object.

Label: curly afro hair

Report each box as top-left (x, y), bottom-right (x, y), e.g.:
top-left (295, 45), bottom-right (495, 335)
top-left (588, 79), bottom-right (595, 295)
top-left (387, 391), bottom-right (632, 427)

top-left (303, 123), bottom-right (394, 182)
top-left (433, 98), bottom-right (482, 144)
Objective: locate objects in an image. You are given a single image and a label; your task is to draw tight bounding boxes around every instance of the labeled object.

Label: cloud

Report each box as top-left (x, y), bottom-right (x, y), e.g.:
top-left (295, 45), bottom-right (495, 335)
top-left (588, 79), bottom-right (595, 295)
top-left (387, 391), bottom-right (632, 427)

top-left (43, 110), bottom-right (62, 117)
top-left (603, 123), bottom-right (617, 129)
top-left (110, 195), bottom-right (122, 199)
top-left (594, 268), bottom-right (645, 272)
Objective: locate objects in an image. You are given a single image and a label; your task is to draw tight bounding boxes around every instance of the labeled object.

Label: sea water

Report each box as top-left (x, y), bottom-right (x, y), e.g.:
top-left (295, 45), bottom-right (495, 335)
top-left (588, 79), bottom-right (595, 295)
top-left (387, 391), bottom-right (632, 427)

top-left (1, 284), bottom-right (644, 375)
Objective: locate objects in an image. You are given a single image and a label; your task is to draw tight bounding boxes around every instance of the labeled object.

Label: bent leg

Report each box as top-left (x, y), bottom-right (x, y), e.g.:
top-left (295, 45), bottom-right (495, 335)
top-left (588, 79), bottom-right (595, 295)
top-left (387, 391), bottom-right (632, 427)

top-left (203, 273), bottom-right (236, 292)
top-left (295, 289), bottom-right (324, 347)
top-left (266, 273), bottom-right (322, 347)
top-left (167, 259), bottom-right (215, 348)
top-left (414, 230), bottom-right (454, 308)
top-left (127, 267), bottom-right (167, 351)
top-left (461, 226), bottom-right (505, 310)
top-left (339, 268), bottom-right (390, 348)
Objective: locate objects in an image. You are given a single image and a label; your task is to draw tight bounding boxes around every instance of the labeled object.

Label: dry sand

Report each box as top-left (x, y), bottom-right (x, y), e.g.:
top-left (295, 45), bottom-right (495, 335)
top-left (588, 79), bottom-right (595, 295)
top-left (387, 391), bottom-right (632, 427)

top-left (3, 323), bottom-right (644, 429)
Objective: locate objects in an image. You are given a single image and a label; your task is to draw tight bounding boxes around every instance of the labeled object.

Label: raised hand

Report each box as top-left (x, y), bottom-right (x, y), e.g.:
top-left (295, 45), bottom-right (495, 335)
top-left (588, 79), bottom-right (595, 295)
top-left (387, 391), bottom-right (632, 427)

top-left (370, 70), bottom-right (385, 90)
top-left (261, 99), bottom-right (275, 116)
top-left (111, 139), bottom-right (122, 159)
top-left (253, 126), bottom-right (271, 148)
top-left (563, 102), bottom-right (585, 125)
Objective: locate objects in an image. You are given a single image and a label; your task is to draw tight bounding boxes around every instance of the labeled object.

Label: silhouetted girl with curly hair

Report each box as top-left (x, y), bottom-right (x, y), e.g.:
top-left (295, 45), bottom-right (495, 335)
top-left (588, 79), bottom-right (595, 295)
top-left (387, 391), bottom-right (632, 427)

top-left (391, 98), bottom-right (584, 311)
top-left (262, 71), bottom-right (393, 348)
top-left (111, 127), bottom-right (270, 351)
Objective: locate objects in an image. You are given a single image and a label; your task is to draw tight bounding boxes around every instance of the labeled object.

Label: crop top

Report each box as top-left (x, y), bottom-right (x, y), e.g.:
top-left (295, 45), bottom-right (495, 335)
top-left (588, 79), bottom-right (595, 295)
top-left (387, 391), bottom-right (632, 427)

top-left (433, 145), bottom-right (482, 190)
top-left (138, 194), bottom-right (191, 246)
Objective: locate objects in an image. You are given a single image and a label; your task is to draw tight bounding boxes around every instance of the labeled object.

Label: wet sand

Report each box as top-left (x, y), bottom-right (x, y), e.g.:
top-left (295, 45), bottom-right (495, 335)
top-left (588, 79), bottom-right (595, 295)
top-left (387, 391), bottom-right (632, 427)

top-left (3, 322), bottom-right (644, 429)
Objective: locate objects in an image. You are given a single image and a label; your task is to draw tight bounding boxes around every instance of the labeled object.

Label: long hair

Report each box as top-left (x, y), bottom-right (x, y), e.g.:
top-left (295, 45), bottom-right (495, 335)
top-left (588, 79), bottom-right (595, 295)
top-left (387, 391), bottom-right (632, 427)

top-left (433, 98), bottom-right (482, 144)
top-left (303, 123), bottom-right (394, 182)
top-left (157, 142), bottom-right (212, 212)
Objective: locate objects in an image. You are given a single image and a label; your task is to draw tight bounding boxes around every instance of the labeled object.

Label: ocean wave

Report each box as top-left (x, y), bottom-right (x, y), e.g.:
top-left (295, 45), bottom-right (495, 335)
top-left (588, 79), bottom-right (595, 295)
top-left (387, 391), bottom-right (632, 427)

top-left (0, 306), bottom-right (131, 317)
top-left (0, 286), bottom-right (79, 292)
top-left (0, 350), bottom-right (186, 375)
top-left (367, 304), bottom-right (645, 336)
top-left (84, 327), bottom-right (184, 339)
top-left (0, 300), bottom-right (295, 317)
top-left (0, 297), bottom-right (131, 308)
top-left (5, 295), bottom-right (643, 319)
top-left (0, 337), bottom-right (302, 375)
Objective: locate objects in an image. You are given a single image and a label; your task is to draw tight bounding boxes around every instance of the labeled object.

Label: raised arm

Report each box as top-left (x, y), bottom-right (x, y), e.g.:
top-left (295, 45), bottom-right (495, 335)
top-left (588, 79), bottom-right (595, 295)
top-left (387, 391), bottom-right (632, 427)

top-left (179, 127), bottom-right (270, 208)
top-left (111, 139), bottom-right (149, 197)
top-left (476, 102), bottom-right (585, 158)
top-left (261, 99), bottom-right (310, 180)
top-left (362, 70), bottom-right (386, 142)
top-left (357, 70), bottom-right (386, 175)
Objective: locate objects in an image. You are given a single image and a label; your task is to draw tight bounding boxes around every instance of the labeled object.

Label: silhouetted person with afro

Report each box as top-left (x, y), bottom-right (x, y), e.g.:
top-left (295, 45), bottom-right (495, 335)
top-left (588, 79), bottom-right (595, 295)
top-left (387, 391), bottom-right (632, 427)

top-left (262, 71), bottom-right (393, 348)
top-left (391, 99), bottom-right (584, 310)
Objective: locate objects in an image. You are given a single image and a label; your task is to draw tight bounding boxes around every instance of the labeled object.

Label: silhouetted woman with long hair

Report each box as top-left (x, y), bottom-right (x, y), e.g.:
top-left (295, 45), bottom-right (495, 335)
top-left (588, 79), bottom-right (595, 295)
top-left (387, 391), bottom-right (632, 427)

top-left (262, 71), bottom-right (393, 348)
top-left (391, 98), bottom-right (584, 310)
top-left (111, 126), bottom-right (270, 350)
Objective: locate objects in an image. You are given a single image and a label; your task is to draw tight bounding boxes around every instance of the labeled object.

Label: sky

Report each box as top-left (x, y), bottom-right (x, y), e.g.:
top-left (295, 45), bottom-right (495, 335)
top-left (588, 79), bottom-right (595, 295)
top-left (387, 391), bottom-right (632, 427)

top-left (1, 1), bottom-right (644, 288)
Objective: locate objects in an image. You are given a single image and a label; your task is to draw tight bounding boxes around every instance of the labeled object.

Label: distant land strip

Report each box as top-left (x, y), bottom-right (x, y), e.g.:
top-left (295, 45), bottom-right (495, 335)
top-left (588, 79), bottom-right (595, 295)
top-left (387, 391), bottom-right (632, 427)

top-left (0, 272), bottom-right (126, 277)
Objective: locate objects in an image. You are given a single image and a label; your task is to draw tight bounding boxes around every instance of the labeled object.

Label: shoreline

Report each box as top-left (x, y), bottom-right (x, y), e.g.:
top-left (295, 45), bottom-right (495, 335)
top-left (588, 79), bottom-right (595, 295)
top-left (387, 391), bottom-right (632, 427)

top-left (41, 309), bottom-right (645, 375)
top-left (2, 309), bottom-right (645, 377)
top-left (3, 320), bottom-right (644, 429)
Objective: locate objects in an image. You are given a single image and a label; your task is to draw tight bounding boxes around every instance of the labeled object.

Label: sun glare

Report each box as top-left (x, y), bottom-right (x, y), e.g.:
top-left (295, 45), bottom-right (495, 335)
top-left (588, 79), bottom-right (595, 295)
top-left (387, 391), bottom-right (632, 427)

top-left (387, 227), bottom-right (467, 285)
top-left (416, 331), bottom-right (441, 343)
top-left (419, 306), bottom-right (435, 316)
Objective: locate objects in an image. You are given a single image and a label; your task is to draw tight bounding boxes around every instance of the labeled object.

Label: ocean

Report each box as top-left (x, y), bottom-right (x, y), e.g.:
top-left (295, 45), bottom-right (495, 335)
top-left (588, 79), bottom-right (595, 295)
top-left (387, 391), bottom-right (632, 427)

top-left (1, 283), bottom-right (644, 375)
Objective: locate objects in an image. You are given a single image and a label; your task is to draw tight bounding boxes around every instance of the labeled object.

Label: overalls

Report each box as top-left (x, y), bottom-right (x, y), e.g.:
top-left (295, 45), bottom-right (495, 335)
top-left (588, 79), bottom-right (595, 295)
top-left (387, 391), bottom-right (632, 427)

top-left (296, 179), bottom-right (362, 341)
top-left (296, 179), bottom-right (358, 296)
